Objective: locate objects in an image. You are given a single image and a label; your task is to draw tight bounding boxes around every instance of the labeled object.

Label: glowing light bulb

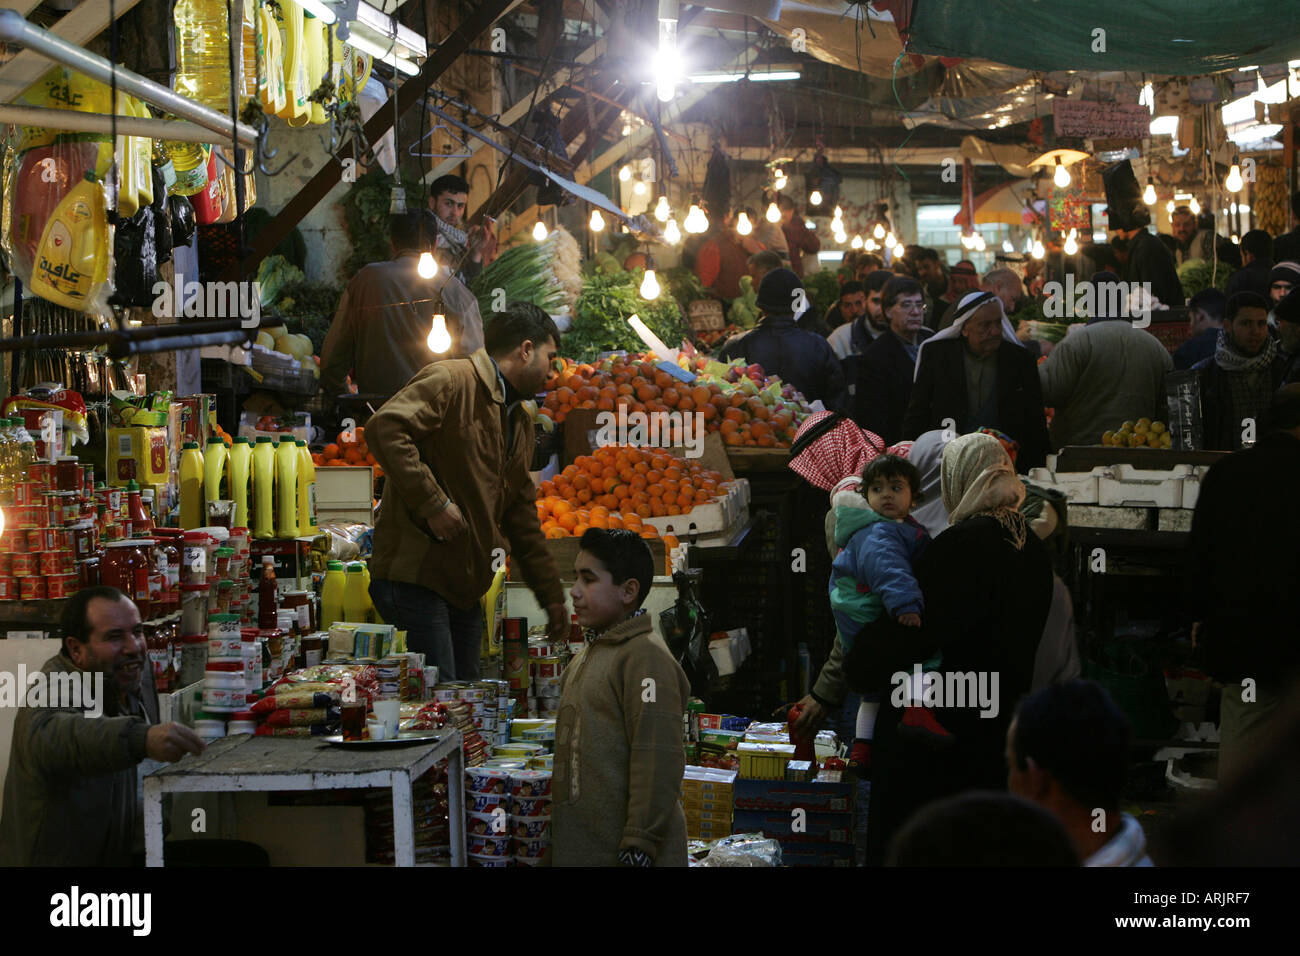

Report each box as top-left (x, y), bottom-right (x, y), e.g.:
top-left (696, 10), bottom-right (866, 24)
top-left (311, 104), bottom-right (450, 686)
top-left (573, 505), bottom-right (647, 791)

top-left (834, 206), bottom-right (843, 219)
top-left (864, 238), bottom-right (877, 251)
top-left (851, 235), bottom-right (863, 249)
top-left (1189, 196), bottom-right (1201, 215)
top-left (0, 505), bottom-right (5, 537)
top-left (633, 181), bottom-right (648, 196)
top-left (640, 268), bottom-right (661, 300)
top-left (1225, 160), bottom-right (1244, 193)
top-left (766, 202), bottom-right (781, 223)
top-left (1063, 231), bottom-right (1079, 255)
top-left (974, 234), bottom-right (986, 252)
top-left (656, 18), bottom-right (680, 103)
top-left (1031, 239), bottom-right (1045, 259)
top-left (1002, 239), bottom-right (1014, 253)
top-left (833, 231), bottom-right (848, 245)
top-left (872, 223), bottom-right (885, 240)
top-left (654, 196), bottom-right (671, 222)
top-left (1143, 181), bottom-right (1157, 205)
top-left (809, 190), bottom-right (822, 206)
top-left (685, 204), bottom-right (709, 234)
top-left (1053, 156), bottom-right (1071, 189)
top-left (417, 251), bottom-right (437, 278)
top-left (1231, 234), bottom-right (1240, 244)
top-left (885, 232), bottom-right (896, 248)
top-left (663, 219), bottom-right (682, 244)
top-left (533, 220), bottom-right (548, 242)
top-left (1024, 235), bottom-right (1034, 254)
top-left (1166, 199), bottom-right (1176, 214)
top-left (589, 209), bottom-right (605, 232)
top-left (892, 242), bottom-right (906, 259)
top-left (736, 212), bottom-right (753, 236)
top-left (619, 164), bottom-right (632, 182)
top-left (774, 174), bottom-right (788, 190)
top-left (427, 314), bottom-right (451, 353)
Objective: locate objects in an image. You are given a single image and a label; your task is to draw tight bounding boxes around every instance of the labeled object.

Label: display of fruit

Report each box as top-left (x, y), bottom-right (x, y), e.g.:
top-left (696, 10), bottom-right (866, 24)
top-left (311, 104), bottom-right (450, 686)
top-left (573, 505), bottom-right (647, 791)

top-left (255, 324), bottom-right (321, 378)
top-left (314, 424), bottom-right (383, 476)
top-left (1101, 418), bottom-right (1172, 448)
top-left (539, 353), bottom-right (812, 447)
top-left (535, 445), bottom-right (728, 535)
top-left (693, 324), bottom-right (743, 349)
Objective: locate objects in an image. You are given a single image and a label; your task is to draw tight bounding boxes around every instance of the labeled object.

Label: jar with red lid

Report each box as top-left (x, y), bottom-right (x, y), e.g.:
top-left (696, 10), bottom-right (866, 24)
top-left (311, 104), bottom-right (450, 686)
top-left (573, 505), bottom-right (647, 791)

top-left (103, 540), bottom-right (154, 619)
top-left (55, 457), bottom-right (81, 492)
top-left (77, 556), bottom-right (100, 589)
top-left (181, 531), bottom-right (211, 587)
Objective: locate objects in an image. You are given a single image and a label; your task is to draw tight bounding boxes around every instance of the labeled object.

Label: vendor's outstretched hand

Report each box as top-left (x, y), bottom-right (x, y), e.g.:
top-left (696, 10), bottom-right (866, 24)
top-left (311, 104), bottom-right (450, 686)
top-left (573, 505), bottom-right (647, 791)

top-left (147, 723), bottom-right (205, 763)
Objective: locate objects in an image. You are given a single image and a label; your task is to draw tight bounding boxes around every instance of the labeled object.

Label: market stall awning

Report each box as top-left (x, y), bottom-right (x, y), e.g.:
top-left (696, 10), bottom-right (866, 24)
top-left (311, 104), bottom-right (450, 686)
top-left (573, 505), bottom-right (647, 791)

top-left (952, 179), bottom-right (1036, 227)
top-left (907, 0), bottom-right (1300, 74)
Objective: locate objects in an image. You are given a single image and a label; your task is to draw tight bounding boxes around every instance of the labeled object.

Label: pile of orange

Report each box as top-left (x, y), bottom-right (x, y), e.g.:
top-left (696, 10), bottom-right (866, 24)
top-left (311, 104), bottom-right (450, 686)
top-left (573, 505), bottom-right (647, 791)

top-left (539, 355), bottom-right (801, 447)
top-left (312, 425), bottom-right (384, 477)
top-left (535, 445), bottom-right (729, 538)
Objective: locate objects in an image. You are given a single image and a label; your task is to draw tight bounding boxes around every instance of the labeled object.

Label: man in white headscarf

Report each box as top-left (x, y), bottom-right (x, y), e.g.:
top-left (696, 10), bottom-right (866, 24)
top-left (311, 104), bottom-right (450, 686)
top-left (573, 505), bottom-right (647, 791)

top-left (904, 291), bottom-right (1050, 469)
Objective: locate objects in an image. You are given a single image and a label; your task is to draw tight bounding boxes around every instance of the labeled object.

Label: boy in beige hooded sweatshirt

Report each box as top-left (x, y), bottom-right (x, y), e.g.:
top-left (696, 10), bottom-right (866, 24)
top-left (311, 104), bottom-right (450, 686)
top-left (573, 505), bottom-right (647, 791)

top-left (551, 529), bottom-right (690, 866)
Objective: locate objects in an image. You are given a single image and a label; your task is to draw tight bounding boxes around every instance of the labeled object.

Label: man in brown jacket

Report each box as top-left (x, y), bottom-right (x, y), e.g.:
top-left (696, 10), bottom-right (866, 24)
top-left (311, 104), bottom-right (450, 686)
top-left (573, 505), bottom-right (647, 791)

top-left (552, 529), bottom-right (689, 866)
top-left (366, 302), bottom-right (568, 679)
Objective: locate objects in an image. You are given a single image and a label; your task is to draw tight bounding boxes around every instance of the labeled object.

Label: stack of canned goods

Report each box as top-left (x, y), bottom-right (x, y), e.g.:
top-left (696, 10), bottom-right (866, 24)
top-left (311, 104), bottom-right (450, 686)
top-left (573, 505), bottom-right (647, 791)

top-left (0, 459), bottom-right (102, 602)
top-left (431, 680), bottom-right (511, 745)
top-left (525, 639), bottom-right (566, 719)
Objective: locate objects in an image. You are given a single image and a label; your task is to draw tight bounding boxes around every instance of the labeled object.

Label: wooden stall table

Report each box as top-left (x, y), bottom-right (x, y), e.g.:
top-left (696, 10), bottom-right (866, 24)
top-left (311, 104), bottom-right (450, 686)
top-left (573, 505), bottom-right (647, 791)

top-left (144, 731), bottom-right (465, 867)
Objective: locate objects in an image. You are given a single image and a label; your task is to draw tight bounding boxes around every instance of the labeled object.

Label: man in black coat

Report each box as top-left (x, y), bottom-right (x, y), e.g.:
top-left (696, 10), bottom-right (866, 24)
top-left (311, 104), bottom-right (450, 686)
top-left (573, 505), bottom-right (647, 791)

top-left (902, 292), bottom-right (1051, 469)
top-left (1116, 220), bottom-right (1184, 308)
top-left (849, 276), bottom-right (932, 444)
top-left (1271, 191), bottom-right (1300, 263)
top-left (1188, 384), bottom-right (1300, 781)
top-left (1194, 292), bottom-right (1289, 451)
top-left (1224, 229), bottom-right (1274, 299)
top-left (718, 267), bottom-right (846, 411)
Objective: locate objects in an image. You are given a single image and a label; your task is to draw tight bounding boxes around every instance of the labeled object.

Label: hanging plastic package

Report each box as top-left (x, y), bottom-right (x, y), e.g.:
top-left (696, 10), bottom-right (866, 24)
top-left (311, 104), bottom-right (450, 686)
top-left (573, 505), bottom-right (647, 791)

top-left (152, 163), bottom-right (175, 263)
top-left (215, 148), bottom-right (239, 223)
top-left (261, 1), bottom-right (287, 116)
top-left (109, 192), bottom-right (159, 307)
top-left (26, 172), bottom-right (113, 312)
top-left (169, 193), bottom-right (197, 248)
top-left (337, 29), bottom-right (372, 107)
top-left (190, 147), bottom-right (228, 225)
top-left (304, 12), bottom-right (327, 126)
top-left (279, 1), bottom-right (310, 126)
top-left (355, 77), bottom-right (396, 175)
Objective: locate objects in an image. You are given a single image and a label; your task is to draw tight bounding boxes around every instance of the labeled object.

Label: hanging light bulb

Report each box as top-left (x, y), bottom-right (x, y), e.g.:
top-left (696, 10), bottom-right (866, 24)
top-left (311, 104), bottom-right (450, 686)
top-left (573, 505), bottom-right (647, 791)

top-left (684, 203), bottom-right (709, 234)
top-left (427, 314), bottom-right (451, 354)
top-left (851, 235), bottom-right (863, 249)
top-left (663, 219), bottom-right (682, 244)
top-left (834, 205), bottom-right (843, 219)
top-left (1225, 157), bottom-right (1244, 193)
top-left (833, 231), bottom-right (847, 246)
top-left (831, 214), bottom-right (844, 232)
top-left (1031, 239), bottom-right (1046, 259)
top-left (974, 234), bottom-right (986, 252)
top-left (1189, 196), bottom-right (1201, 215)
top-left (640, 268), bottom-right (661, 300)
top-left (1024, 235), bottom-right (1034, 254)
top-left (1143, 179), bottom-right (1157, 205)
top-left (872, 222), bottom-right (886, 240)
top-left (1053, 155), bottom-right (1072, 189)
top-left (656, 17), bottom-right (680, 103)
top-left (589, 209), bottom-right (606, 232)
top-left (533, 220), bottom-right (548, 242)
top-left (633, 180), bottom-right (648, 196)
top-left (736, 211), bottom-right (753, 236)
top-left (1166, 199), bottom-right (1176, 214)
top-left (1230, 201), bottom-right (1239, 216)
top-left (773, 167), bottom-right (787, 190)
top-left (417, 251), bottom-right (437, 278)
top-left (809, 190), bottom-right (823, 206)
top-left (619, 164), bottom-right (632, 182)
top-left (654, 195), bottom-right (671, 222)
top-left (892, 242), bottom-right (906, 259)
top-left (864, 238), bottom-right (877, 251)
top-left (766, 202), bottom-right (781, 223)
top-left (1002, 238), bottom-right (1014, 254)
top-left (1063, 231), bottom-right (1079, 255)
top-left (622, 123), bottom-right (632, 136)
top-left (885, 232), bottom-right (896, 248)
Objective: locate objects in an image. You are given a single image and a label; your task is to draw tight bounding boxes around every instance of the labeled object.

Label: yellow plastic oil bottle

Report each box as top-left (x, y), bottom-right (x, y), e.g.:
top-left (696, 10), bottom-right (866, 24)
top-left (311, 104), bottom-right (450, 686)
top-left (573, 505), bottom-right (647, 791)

top-left (274, 438), bottom-right (300, 537)
top-left (203, 435), bottom-right (230, 509)
top-left (167, 0), bottom-right (241, 197)
top-left (321, 560), bottom-right (346, 630)
top-left (228, 436), bottom-right (254, 529)
top-left (28, 173), bottom-right (111, 311)
top-left (261, 1), bottom-right (286, 116)
top-left (294, 439), bottom-right (318, 534)
top-left (342, 562), bottom-right (373, 624)
top-left (278, 1), bottom-right (310, 125)
top-left (251, 435), bottom-right (277, 538)
top-left (179, 441), bottom-right (205, 529)
top-left (304, 13), bottom-right (327, 126)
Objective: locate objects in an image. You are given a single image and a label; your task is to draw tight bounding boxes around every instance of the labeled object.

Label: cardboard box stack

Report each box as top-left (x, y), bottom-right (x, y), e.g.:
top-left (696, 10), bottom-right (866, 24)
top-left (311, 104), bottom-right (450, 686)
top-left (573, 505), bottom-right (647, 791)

top-left (731, 775), bottom-right (857, 867)
top-left (681, 766), bottom-right (736, 842)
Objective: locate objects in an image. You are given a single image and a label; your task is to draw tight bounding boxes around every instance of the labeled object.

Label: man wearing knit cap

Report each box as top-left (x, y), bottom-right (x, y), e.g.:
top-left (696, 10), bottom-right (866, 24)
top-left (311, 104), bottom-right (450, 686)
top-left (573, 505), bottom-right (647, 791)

top-left (1272, 287), bottom-right (1300, 384)
top-left (718, 268), bottom-right (847, 411)
top-left (1267, 261), bottom-right (1300, 304)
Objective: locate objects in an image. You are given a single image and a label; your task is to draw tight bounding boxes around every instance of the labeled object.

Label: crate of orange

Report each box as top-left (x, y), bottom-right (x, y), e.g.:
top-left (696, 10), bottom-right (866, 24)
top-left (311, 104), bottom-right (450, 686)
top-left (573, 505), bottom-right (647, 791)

top-left (311, 425), bottom-right (380, 524)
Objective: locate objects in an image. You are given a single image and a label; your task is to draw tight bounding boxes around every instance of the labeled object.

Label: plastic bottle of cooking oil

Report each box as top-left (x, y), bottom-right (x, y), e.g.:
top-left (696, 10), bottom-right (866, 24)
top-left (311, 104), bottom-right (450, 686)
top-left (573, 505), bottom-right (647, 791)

top-left (275, 438), bottom-right (300, 537)
top-left (228, 436), bottom-right (254, 529)
top-left (251, 436), bottom-right (277, 539)
top-left (342, 562), bottom-right (374, 624)
top-left (166, 0), bottom-right (243, 197)
top-left (321, 560), bottom-right (346, 631)
top-left (204, 435), bottom-right (230, 505)
top-left (294, 439), bottom-right (318, 534)
top-left (179, 441), bottom-right (205, 529)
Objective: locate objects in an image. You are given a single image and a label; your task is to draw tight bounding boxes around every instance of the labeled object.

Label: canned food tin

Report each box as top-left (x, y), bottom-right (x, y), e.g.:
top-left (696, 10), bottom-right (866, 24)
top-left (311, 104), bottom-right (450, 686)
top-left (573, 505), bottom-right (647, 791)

top-left (531, 657), bottom-right (561, 679)
top-left (0, 553), bottom-right (9, 575)
top-left (28, 460), bottom-right (54, 487)
top-left (0, 577), bottom-right (16, 600)
top-left (25, 528), bottom-right (46, 551)
top-left (20, 577), bottom-right (47, 600)
top-left (15, 505), bottom-right (42, 529)
top-left (47, 573), bottom-right (77, 599)
top-left (11, 552), bottom-right (38, 577)
top-left (456, 687), bottom-right (487, 702)
top-left (14, 481), bottom-right (43, 506)
top-left (39, 551), bottom-right (76, 576)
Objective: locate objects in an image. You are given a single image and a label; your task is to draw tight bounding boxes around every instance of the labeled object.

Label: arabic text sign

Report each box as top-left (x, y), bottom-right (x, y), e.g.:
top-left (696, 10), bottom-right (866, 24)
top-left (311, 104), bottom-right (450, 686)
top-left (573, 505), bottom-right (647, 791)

top-left (1054, 100), bottom-right (1150, 139)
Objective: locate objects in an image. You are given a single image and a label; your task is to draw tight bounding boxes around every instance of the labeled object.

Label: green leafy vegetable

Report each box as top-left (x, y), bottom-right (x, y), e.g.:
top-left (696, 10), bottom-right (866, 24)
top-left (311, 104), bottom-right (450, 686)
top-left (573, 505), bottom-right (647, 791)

top-left (563, 269), bottom-right (688, 362)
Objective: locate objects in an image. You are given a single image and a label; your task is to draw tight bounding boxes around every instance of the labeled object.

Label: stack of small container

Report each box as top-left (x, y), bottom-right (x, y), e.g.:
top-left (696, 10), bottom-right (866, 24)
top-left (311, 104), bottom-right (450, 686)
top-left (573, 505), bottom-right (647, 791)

top-left (464, 767), bottom-right (552, 867)
top-left (526, 639), bottom-right (566, 718)
top-left (431, 680), bottom-right (511, 745)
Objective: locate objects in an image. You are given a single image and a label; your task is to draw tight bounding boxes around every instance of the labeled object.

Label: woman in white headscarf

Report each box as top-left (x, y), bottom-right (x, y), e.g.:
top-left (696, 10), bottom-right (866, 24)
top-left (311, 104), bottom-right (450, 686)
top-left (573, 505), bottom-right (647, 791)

top-left (862, 432), bottom-right (1055, 864)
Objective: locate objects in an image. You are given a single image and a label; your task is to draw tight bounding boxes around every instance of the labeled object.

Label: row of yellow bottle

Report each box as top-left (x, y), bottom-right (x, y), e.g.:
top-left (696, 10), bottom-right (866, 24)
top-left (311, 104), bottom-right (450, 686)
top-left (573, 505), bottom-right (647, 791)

top-left (179, 435), bottom-right (317, 537)
top-left (320, 559), bottom-right (377, 629)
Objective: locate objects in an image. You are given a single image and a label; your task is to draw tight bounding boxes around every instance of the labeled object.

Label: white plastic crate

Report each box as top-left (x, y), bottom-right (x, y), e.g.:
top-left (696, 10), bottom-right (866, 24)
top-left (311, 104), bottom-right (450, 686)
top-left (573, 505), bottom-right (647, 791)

top-left (1097, 464), bottom-right (1191, 508)
top-left (643, 479), bottom-right (749, 537)
top-left (1027, 466), bottom-right (1102, 504)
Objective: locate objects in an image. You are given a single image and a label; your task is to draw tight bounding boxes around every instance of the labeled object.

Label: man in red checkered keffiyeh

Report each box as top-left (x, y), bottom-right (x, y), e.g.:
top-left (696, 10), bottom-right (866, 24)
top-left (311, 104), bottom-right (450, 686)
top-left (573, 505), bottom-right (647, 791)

top-left (789, 411), bottom-right (909, 496)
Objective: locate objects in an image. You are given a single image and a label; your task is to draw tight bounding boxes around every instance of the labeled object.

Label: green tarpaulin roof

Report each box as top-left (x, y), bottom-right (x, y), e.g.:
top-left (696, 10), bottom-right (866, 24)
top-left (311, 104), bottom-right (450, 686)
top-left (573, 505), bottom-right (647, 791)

top-left (907, 0), bottom-right (1300, 74)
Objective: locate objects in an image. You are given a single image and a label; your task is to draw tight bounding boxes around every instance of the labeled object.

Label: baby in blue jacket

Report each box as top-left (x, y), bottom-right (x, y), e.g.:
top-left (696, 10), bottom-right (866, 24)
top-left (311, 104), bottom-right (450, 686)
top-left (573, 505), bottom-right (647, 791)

top-left (829, 454), bottom-right (949, 776)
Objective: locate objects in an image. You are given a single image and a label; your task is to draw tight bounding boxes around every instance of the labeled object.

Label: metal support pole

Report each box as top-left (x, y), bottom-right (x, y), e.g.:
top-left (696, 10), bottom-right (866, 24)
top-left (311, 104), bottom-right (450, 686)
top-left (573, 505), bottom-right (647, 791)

top-left (0, 103), bottom-right (254, 146)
